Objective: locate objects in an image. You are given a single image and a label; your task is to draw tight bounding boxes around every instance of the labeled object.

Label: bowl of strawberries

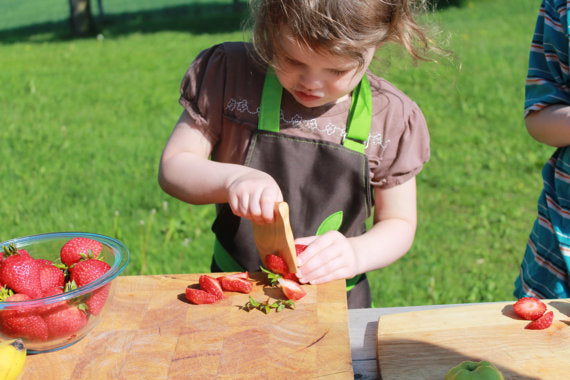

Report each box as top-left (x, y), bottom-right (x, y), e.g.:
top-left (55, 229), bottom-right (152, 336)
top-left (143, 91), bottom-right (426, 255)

top-left (0, 232), bottom-right (129, 353)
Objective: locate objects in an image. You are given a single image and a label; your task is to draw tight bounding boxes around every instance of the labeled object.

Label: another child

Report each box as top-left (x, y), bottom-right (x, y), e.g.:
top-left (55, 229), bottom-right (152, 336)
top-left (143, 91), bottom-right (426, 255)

top-left (514, 0), bottom-right (570, 299)
top-left (159, 0), bottom-right (437, 308)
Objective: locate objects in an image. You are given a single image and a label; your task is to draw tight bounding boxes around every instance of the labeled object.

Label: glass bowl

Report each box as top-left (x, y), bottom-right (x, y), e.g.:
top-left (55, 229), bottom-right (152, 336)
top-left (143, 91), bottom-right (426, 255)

top-left (0, 232), bottom-right (129, 354)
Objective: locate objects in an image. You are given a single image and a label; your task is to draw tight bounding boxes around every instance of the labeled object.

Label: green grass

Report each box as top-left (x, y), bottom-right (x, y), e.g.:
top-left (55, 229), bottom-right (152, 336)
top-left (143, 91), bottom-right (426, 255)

top-left (0, 0), bottom-right (549, 307)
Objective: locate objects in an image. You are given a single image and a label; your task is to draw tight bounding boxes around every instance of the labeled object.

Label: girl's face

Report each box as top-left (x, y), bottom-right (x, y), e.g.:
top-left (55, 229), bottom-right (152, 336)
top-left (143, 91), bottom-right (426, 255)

top-left (273, 28), bottom-right (376, 108)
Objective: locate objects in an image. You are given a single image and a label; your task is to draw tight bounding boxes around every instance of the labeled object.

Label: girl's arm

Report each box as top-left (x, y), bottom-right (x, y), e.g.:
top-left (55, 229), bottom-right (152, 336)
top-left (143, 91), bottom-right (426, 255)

top-left (525, 104), bottom-right (570, 147)
top-left (295, 177), bottom-right (417, 284)
top-left (158, 111), bottom-right (282, 224)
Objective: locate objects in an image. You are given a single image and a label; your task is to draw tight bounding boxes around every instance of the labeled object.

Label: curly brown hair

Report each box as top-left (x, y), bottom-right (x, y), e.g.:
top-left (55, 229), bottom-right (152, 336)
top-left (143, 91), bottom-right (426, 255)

top-left (248, 0), bottom-right (436, 71)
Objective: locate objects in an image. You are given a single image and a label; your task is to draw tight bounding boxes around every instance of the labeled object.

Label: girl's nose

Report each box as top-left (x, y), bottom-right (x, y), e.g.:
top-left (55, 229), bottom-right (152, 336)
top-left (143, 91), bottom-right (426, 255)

top-left (299, 70), bottom-right (321, 90)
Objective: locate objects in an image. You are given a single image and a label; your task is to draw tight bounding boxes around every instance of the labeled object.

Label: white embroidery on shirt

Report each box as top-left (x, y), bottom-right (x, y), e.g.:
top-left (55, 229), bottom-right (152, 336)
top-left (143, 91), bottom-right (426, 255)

top-left (226, 98), bottom-right (390, 151)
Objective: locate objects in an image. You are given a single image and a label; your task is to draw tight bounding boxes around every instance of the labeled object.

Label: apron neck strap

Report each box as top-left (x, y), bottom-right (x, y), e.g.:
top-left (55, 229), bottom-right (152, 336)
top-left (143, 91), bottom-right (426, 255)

top-left (259, 68), bottom-right (372, 153)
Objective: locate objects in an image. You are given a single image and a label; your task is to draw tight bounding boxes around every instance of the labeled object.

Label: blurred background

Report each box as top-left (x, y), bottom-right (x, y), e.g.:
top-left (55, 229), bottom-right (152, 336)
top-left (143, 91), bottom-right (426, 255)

top-left (0, 0), bottom-right (547, 307)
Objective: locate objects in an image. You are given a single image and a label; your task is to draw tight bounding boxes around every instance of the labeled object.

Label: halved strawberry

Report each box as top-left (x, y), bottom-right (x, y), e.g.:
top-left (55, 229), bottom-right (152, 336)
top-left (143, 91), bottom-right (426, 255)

top-left (277, 278), bottom-right (306, 301)
top-left (295, 244), bottom-right (308, 256)
top-left (219, 276), bottom-right (252, 293)
top-left (265, 254), bottom-right (289, 276)
top-left (199, 275), bottom-right (224, 300)
top-left (185, 288), bottom-right (219, 304)
top-left (513, 297), bottom-right (547, 320)
top-left (525, 310), bottom-right (554, 330)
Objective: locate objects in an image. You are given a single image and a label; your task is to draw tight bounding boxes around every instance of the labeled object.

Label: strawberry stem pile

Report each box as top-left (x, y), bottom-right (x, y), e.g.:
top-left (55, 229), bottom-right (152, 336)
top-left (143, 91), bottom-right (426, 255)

top-left (512, 296), bottom-right (555, 330)
top-left (185, 244), bottom-right (308, 313)
top-left (0, 237), bottom-right (111, 341)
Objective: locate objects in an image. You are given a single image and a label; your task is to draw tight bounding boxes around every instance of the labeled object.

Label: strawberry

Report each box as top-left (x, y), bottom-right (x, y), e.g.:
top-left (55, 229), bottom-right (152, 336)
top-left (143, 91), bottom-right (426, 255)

top-left (277, 278), bottom-right (306, 300)
top-left (219, 276), bottom-right (252, 293)
top-left (0, 293), bottom-right (49, 341)
top-left (295, 244), bottom-right (308, 256)
top-left (185, 288), bottom-right (219, 304)
top-left (43, 302), bottom-right (88, 338)
top-left (525, 310), bottom-right (554, 330)
top-left (0, 253), bottom-right (43, 299)
top-left (199, 275), bottom-right (224, 300)
top-left (265, 254), bottom-right (289, 276)
top-left (513, 297), bottom-right (547, 320)
top-left (39, 263), bottom-right (65, 294)
top-left (69, 259), bottom-right (111, 315)
top-left (69, 258), bottom-right (111, 287)
top-left (60, 237), bottom-right (103, 266)
top-left (38, 286), bottom-right (66, 314)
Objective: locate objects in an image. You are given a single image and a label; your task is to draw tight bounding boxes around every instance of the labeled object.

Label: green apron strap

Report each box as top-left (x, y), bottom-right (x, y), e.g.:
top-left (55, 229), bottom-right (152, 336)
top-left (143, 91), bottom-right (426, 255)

top-left (258, 68), bottom-right (282, 133)
top-left (342, 74), bottom-right (372, 154)
top-left (213, 238), bottom-right (245, 272)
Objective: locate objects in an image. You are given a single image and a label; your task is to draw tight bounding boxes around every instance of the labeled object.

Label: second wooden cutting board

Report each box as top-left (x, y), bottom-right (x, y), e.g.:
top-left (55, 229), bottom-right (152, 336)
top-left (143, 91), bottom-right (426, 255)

top-left (377, 299), bottom-right (570, 380)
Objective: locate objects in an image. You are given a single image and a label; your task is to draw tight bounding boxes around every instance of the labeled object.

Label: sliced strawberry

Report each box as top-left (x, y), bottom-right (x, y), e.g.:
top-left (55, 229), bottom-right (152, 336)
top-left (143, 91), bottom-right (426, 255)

top-left (265, 254), bottom-right (289, 276)
top-left (60, 237), bottom-right (103, 266)
top-left (185, 288), bottom-right (219, 304)
top-left (277, 278), bottom-right (306, 300)
top-left (295, 244), bottom-right (308, 256)
top-left (223, 271), bottom-right (249, 280)
top-left (199, 275), bottom-right (224, 300)
top-left (513, 297), bottom-right (547, 320)
top-left (525, 310), bottom-right (554, 330)
top-left (219, 277), bottom-right (252, 293)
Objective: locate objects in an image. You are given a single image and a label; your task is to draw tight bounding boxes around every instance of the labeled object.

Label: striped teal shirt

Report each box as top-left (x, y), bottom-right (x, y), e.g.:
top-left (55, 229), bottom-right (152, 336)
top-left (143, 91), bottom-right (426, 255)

top-left (515, 0), bottom-right (570, 298)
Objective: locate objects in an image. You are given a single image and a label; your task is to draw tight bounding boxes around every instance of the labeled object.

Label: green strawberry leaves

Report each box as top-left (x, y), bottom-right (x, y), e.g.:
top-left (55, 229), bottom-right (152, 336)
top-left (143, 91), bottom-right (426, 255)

top-left (241, 296), bottom-right (295, 314)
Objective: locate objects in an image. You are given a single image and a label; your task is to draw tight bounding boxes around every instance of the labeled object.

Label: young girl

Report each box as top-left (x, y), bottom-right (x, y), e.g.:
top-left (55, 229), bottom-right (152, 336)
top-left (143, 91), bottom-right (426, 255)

top-left (159, 0), bottom-right (436, 308)
top-left (514, 0), bottom-right (570, 299)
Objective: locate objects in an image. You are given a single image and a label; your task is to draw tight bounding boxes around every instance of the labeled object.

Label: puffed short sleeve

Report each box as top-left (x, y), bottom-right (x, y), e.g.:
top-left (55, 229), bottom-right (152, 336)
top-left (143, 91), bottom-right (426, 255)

top-left (368, 94), bottom-right (430, 188)
top-left (179, 44), bottom-right (228, 146)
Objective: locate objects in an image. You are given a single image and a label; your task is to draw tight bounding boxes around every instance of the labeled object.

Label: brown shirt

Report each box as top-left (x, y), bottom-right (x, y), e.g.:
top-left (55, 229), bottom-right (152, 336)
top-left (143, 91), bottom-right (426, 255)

top-left (179, 42), bottom-right (430, 188)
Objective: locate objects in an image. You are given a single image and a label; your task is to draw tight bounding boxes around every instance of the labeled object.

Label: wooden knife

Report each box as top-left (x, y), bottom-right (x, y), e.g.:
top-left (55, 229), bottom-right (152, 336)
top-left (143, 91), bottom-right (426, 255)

top-left (252, 202), bottom-right (298, 273)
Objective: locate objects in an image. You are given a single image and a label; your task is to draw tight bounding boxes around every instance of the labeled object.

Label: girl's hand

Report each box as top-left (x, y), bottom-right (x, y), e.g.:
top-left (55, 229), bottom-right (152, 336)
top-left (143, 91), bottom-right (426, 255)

top-left (226, 168), bottom-right (283, 224)
top-left (295, 231), bottom-right (359, 285)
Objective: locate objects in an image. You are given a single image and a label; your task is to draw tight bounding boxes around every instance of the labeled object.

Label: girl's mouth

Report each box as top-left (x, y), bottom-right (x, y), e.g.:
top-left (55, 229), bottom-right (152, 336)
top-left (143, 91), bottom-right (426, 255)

top-left (294, 90), bottom-right (321, 103)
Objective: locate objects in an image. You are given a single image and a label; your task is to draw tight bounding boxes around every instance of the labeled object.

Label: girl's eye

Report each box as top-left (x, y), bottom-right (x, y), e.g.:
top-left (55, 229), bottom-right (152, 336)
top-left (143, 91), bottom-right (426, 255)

top-left (332, 70), bottom-right (347, 77)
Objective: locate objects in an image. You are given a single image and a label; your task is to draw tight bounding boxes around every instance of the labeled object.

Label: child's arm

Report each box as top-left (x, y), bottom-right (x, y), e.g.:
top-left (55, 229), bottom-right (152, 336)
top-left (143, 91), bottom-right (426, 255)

top-left (295, 177), bottom-right (417, 285)
top-left (158, 111), bottom-right (283, 224)
top-left (525, 104), bottom-right (570, 147)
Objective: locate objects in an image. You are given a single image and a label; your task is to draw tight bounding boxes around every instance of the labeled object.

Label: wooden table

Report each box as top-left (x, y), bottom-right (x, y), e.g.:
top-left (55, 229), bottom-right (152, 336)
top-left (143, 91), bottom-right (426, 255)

top-left (348, 304), bottom-right (473, 379)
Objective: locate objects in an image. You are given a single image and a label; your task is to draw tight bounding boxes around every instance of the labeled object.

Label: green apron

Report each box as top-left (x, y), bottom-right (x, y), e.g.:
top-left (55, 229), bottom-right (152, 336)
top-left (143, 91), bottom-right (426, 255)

top-left (212, 69), bottom-right (374, 308)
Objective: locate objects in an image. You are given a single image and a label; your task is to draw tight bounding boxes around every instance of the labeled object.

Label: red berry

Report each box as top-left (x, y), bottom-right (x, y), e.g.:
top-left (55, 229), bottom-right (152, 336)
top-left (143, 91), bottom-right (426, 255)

top-left (0, 293), bottom-right (49, 341)
top-left (265, 254), bottom-right (289, 276)
top-left (43, 303), bottom-right (88, 338)
top-left (39, 263), bottom-right (65, 293)
top-left (526, 310), bottom-right (554, 330)
top-left (60, 237), bottom-right (103, 266)
top-left (219, 276), bottom-right (252, 294)
top-left (513, 297), bottom-right (547, 320)
top-left (199, 275), bottom-right (224, 300)
top-left (70, 259), bottom-right (110, 287)
top-left (277, 278), bottom-right (306, 300)
top-left (185, 288), bottom-right (219, 304)
top-left (0, 254), bottom-right (43, 299)
top-left (295, 244), bottom-right (308, 256)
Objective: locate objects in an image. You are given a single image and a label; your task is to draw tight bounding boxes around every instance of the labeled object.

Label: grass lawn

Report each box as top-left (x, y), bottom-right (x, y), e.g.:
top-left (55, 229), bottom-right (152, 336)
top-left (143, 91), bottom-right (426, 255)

top-left (0, 0), bottom-right (549, 306)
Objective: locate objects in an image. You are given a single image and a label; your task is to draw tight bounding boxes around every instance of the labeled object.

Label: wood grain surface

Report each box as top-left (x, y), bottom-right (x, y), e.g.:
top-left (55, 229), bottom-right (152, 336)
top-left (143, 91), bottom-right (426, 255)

top-left (377, 299), bottom-right (570, 380)
top-left (22, 273), bottom-right (353, 379)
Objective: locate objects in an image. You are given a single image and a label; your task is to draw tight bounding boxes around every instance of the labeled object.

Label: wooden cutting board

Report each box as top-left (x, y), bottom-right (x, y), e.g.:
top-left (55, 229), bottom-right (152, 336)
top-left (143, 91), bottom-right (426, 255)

top-left (377, 299), bottom-right (570, 380)
top-left (22, 273), bottom-right (353, 379)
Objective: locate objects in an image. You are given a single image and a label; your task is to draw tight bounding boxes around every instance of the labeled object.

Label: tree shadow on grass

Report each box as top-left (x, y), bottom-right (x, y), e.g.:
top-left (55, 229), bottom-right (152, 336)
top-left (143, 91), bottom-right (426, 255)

top-left (0, 2), bottom-right (249, 44)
